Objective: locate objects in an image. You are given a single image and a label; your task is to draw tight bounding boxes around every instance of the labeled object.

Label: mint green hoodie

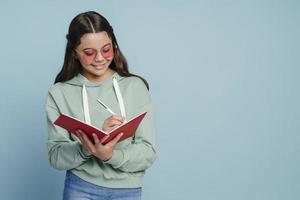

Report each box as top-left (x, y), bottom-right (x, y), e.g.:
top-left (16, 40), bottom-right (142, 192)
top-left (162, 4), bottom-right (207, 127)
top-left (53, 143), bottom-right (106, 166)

top-left (46, 72), bottom-right (156, 188)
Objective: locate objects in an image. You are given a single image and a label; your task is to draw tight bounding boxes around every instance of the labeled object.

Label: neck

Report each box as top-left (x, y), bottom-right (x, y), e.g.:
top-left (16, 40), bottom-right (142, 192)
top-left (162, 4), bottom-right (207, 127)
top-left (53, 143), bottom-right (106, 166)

top-left (82, 68), bottom-right (116, 83)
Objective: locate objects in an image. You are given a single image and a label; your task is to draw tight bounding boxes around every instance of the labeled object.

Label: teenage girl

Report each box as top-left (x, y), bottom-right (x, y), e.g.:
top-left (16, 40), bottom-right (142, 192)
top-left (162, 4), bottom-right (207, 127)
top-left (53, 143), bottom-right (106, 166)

top-left (46, 11), bottom-right (156, 200)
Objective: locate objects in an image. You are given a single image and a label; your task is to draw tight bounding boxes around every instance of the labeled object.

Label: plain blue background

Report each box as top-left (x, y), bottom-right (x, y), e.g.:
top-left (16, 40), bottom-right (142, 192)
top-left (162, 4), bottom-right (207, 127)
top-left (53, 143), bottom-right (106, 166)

top-left (0, 0), bottom-right (299, 199)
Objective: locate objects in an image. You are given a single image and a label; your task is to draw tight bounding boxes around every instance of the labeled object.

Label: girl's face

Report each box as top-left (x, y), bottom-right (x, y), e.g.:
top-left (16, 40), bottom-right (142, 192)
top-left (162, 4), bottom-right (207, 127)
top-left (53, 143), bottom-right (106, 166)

top-left (75, 32), bottom-right (115, 83)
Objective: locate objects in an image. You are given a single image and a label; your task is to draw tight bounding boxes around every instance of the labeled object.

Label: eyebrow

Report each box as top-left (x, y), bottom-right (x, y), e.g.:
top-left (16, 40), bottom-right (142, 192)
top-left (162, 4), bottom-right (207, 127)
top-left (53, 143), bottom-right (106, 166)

top-left (82, 43), bottom-right (111, 51)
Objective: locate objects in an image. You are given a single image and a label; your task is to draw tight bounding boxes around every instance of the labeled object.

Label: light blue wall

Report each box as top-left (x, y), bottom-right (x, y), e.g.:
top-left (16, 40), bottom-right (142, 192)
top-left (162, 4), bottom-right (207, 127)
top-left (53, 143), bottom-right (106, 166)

top-left (0, 0), bottom-right (299, 199)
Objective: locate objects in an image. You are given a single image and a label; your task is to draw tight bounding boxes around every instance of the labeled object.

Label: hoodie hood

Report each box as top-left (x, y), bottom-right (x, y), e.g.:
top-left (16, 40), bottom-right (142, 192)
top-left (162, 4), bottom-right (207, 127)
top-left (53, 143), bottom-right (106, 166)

top-left (66, 72), bottom-right (124, 87)
top-left (65, 72), bottom-right (126, 125)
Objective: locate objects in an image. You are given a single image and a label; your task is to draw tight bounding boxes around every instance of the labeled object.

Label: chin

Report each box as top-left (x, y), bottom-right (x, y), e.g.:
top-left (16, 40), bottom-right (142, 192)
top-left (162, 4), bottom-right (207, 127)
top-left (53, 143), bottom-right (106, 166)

top-left (89, 66), bottom-right (111, 76)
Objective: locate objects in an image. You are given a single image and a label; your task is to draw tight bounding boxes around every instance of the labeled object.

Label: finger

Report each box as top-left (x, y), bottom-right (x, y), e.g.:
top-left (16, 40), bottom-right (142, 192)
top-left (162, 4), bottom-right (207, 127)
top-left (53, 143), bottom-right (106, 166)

top-left (78, 130), bottom-right (97, 153)
top-left (76, 130), bottom-right (84, 142)
top-left (77, 131), bottom-right (91, 150)
top-left (74, 130), bottom-right (80, 137)
top-left (92, 133), bottom-right (101, 145)
top-left (76, 132), bottom-right (92, 154)
top-left (106, 119), bottom-right (123, 127)
top-left (108, 132), bottom-right (124, 146)
top-left (110, 115), bottom-right (124, 123)
top-left (75, 130), bottom-right (80, 138)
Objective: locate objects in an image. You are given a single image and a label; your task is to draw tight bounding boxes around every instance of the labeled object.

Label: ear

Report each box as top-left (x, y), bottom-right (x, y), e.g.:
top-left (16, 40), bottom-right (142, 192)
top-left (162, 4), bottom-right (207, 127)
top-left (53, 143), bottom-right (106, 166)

top-left (113, 42), bottom-right (118, 49)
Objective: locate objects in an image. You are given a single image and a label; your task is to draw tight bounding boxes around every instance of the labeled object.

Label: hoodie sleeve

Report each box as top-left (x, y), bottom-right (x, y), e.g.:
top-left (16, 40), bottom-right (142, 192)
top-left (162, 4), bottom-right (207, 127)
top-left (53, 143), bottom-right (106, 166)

top-left (104, 78), bottom-right (157, 172)
top-left (46, 91), bottom-right (93, 170)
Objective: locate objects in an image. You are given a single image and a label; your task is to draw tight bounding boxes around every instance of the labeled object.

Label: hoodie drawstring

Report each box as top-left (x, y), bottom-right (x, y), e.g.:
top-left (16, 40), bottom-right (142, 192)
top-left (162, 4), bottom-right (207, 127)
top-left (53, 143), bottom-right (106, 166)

top-left (112, 77), bottom-right (126, 119)
top-left (82, 76), bottom-right (126, 125)
top-left (82, 84), bottom-right (91, 124)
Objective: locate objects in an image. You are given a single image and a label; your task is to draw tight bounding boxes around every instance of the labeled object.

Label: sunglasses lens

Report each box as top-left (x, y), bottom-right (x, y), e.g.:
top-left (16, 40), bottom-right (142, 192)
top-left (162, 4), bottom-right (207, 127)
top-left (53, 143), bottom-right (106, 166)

top-left (83, 49), bottom-right (97, 61)
top-left (81, 45), bottom-right (114, 62)
top-left (101, 47), bottom-right (114, 58)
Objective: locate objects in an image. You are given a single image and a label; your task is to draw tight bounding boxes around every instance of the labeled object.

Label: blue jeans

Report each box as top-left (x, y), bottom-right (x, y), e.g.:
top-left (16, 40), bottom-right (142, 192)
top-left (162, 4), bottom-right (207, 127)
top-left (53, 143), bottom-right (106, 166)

top-left (63, 170), bottom-right (142, 200)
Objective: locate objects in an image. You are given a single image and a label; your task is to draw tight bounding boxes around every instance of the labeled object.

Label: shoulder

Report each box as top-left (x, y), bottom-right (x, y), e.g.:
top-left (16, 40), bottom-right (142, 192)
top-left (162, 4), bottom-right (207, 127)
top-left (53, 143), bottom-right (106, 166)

top-left (46, 82), bottom-right (74, 106)
top-left (121, 76), bottom-right (148, 92)
top-left (47, 81), bottom-right (73, 96)
top-left (46, 82), bottom-right (65, 107)
top-left (48, 82), bottom-right (63, 94)
top-left (120, 76), bottom-right (152, 109)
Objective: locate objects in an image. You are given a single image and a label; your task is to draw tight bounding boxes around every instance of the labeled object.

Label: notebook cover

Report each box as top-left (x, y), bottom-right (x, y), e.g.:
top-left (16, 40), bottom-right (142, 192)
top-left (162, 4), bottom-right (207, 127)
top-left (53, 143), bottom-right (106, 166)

top-left (54, 112), bottom-right (147, 145)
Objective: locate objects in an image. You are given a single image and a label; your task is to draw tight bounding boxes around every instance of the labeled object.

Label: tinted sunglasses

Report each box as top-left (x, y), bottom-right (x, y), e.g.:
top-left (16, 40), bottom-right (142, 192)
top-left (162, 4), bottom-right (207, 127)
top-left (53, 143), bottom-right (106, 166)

top-left (76, 44), bottom-right (114, 62)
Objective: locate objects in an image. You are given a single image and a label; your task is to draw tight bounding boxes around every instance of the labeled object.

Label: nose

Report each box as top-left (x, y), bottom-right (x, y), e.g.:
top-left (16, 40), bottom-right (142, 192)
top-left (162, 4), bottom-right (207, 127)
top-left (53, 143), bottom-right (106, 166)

top-left (95, 51), bottom-right (105, 62)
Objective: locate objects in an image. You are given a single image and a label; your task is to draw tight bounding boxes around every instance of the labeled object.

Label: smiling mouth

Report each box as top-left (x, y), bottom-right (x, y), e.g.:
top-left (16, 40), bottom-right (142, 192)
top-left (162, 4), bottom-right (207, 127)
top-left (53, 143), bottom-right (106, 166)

top-left (91, 63), bottom-right (106, 69)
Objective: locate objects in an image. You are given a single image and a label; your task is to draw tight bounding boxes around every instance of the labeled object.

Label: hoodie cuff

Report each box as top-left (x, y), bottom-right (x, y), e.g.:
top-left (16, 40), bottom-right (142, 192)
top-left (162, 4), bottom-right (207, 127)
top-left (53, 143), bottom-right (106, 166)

top-left (103, 149), bottom-right (124, 168)
top-left (79, 145), bottom-right (93, 159)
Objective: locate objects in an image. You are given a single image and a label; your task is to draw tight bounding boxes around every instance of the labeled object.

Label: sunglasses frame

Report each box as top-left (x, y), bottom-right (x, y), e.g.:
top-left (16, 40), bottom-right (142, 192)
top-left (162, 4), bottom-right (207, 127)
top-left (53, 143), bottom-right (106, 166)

top-left (75, 43), bottom-right (114, 62)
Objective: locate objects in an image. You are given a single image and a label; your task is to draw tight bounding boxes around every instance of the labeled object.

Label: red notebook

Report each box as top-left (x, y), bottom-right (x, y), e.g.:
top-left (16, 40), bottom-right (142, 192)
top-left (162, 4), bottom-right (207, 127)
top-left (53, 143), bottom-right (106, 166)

top-left (53, 112), bottom-right (147, 145)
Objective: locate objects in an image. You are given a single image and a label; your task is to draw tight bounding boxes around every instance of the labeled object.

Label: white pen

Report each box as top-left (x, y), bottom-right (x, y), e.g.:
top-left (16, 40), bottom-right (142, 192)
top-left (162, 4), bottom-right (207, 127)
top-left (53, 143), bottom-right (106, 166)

top-left (97, 99), bottom-right (116, 115)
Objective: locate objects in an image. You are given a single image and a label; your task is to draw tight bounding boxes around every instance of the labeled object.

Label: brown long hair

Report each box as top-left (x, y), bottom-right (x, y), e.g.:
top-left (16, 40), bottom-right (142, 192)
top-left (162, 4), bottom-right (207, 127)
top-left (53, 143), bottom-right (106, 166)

top-left (54, 11), bottom-right (149, 90)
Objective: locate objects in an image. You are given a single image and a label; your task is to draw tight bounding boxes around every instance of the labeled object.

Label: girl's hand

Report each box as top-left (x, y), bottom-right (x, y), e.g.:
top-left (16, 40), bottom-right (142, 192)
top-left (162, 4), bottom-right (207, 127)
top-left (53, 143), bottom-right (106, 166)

top-left (102, 115), bottom-right (124, 132)
top-left (76, 129), bottom-right (123, 161)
